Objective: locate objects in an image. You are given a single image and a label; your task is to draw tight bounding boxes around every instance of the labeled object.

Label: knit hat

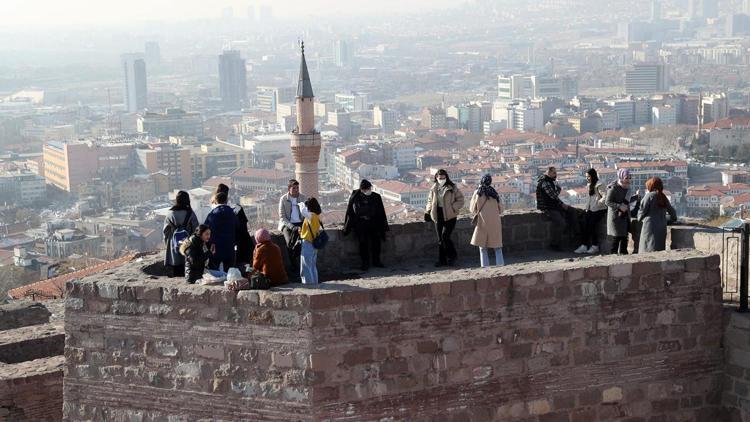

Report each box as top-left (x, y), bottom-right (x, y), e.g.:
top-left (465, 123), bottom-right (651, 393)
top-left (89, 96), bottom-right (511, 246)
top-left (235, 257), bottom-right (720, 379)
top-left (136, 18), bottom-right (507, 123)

top-left (360, 179), bottom-right (372, 190)
top-left (255, 228), bottom-right (271, 244)
top-left (617, 168), bottom-right (631, 182)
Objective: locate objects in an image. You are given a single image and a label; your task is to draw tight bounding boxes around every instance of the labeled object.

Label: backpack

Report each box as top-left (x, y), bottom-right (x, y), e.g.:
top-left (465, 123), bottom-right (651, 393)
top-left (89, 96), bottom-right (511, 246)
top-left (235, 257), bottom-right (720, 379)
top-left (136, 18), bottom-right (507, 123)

top-left (171, 212), bottom-right (191, 256)
top-left (312, 223), bottom-right (329, 250)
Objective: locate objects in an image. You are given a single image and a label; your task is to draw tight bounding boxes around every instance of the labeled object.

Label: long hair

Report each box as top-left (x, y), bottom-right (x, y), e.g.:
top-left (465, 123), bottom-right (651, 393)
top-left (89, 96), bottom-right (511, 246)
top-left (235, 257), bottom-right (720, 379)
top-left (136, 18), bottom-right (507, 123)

top-left (587, 168), bottom-right (599, 196)
top-left (195, 224), bottom-right (211, 237)
top-left (305, 197), bottom-right (322, 214)
top-left (645, 177), bottom-right (668, 208)
top-left (170, 190), bottom-right (191, 211)
top-left (434, 169), bottom-right (455, 187)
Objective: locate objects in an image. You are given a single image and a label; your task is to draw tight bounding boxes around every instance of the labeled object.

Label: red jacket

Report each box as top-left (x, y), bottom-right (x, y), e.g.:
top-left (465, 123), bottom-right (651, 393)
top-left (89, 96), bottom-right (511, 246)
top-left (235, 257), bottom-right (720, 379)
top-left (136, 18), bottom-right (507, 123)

top-left (253, 241), bottom-right (288, 286)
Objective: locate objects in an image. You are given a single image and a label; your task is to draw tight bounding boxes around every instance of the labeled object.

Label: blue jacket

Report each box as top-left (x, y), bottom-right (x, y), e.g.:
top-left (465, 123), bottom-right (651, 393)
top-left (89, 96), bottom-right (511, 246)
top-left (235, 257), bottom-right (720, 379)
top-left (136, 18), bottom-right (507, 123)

top-left (204, 204), bottom-right (238, 263)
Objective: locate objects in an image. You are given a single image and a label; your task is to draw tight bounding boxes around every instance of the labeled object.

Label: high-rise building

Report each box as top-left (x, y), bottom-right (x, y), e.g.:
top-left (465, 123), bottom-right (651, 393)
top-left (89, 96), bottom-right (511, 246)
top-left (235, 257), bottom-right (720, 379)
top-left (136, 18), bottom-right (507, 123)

top-left (421, 107), bottom-right (447, 129)
top-left (136, 143), bottom-right (192, 190)
top-left (652, 105), bottom-right (678, 126)
top-left (497, 73), bottom-right (577, 101)
top-left (219, 50), bottom-right (248, 111)
top-left (507, 104), bottom-right (545, 132)
top-left (625, 63), bottom-right (669, 95)
top-left (333, 40), bottom-right (350, 67)
top-left (651, 0), bottom-right (661, 20)
top-left (689, 0), bottom-right (719, 19)
top-left (256, 86), bottom-right (296, 112)
top-left (121, 54), bottom-right (147, 113)
top-left (745, 0), bottom-right (750, 13)
top-left (144, 42), bottom-right (161, 66)
top-left (137, 108), bottom-right (204, 138)
top-left (43, 141), bottom-right (136, 193)
top-left (334, 92), bottom-right (368, 112)
top-left (0, 171), bottom-right (46, 205)
top-left (373, 106), bottom-right (399, 133)
top-left (702, 93), bottom-right (729, 124)
top-left (290, 43), bottom-right (321, 198)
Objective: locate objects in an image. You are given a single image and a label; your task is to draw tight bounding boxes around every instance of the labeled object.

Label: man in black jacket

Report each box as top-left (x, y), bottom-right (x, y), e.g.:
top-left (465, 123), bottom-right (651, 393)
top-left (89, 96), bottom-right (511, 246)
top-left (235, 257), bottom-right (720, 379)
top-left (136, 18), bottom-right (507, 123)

top-left (343, 179), bottom-right (389, 271)
top-left (216, 184), bottom-right (255, 268)
top-left (536, 167), bottom-right (578, 250)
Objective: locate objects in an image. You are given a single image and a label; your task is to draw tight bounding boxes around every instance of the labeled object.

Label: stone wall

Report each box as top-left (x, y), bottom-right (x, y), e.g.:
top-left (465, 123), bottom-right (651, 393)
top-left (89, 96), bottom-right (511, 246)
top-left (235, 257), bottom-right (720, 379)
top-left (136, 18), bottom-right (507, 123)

top-left (0, 300), bottom-right (51, 330)
top-left (64, 249), bottom-right (724, 421)
top-left (305, 210), bottom-right (605, 278)
top-left (722, 307), bottom-right (750, 421)
top-left (0, 301), bottom-right (63, 421)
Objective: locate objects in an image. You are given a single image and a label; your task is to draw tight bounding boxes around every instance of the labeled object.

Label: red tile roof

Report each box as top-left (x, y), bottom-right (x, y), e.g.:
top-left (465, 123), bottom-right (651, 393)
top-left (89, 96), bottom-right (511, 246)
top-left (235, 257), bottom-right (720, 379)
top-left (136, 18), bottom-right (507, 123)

top-left (7, 253), bottom-right (140, 300)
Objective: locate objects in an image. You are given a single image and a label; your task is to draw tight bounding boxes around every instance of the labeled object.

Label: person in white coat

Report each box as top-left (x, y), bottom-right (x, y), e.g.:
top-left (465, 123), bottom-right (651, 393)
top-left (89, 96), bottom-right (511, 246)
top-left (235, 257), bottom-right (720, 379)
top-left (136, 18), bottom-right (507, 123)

top-left (574, 168), bottom-right (607, 254)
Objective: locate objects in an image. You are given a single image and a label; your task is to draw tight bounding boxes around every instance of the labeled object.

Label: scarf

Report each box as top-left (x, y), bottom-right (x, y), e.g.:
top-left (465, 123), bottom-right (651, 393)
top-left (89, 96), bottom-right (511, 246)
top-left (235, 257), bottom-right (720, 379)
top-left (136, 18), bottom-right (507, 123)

top-left (476, 174), bottom-right (500, 202)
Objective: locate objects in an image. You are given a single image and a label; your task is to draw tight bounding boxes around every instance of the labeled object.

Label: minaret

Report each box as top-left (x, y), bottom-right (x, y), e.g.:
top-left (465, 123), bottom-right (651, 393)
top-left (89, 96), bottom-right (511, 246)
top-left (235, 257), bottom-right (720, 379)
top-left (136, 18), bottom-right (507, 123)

top-left (291, 41), bottom-right (321, 198)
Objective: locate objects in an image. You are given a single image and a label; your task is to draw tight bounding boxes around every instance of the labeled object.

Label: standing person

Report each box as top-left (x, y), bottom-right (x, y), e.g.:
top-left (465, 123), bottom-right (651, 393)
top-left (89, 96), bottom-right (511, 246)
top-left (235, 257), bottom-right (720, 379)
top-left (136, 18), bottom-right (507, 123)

top-left (299, 198), bottom-right (322, 285)
top-left (605, 168), bottom-right (633, 255)
top-left (180, 225), bottom-right (215, 284)
top-left (215, 183), bottom-right (255, 267)
top-left (204, 191), bottom-right (238, 270)
top-left (278, 180), bottom-right (307, 266)
top-left (343, 179), bottom-right (389, 271)
top-left (425, 169), bottom-right (465, 267)
top-left (536, 166), bottom-right (579, 251)
top-left (574, 168), bottom-right (607, 254)
top-left (163, 191), bottom-right (199, 277)
top-left (638, 177), bottom-right (678, 252)
top-left (469, 174), bottom-right (504, 267)
top-left (252, 228), bottom-right (288, 286)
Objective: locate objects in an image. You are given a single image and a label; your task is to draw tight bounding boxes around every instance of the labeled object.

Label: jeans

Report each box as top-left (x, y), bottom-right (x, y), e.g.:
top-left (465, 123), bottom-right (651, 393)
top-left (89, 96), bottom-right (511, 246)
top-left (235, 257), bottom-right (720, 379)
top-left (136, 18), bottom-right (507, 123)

top-left (479, 247), bottom-right (504, 267)
top-left (581, 209), bottom-right (606, 247)
top-left (543, 207), bottom-right (579, 247)
top-left (435, 207), bottom-right (457, 264)
top-left (609, 236), bottom-right (628, 255)
top-left (300, 240), bottom-right (319, 284)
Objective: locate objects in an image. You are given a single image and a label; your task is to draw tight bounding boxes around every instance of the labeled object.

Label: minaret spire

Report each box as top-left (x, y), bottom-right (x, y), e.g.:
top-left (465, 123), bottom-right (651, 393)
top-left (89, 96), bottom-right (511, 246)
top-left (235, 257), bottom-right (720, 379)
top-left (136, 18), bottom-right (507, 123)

top-left (297, 40), bottom-right (314, 98)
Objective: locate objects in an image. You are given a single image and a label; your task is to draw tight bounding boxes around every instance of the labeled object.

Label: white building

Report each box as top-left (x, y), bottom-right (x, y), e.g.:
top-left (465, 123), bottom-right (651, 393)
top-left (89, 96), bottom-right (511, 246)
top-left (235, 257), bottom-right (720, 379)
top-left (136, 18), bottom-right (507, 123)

top-left (508, 104), bottom-right (545, 132)
top-left (652, 105), bottom-right (677, 126)
top-left (373, 105), bottom-right (399, 133)
top-left (0, 171), bottom-right (46, 205)
top-left (605, 98), bottom-right (635, 127)
top-left (497, 73), bottom-right (578, 101)
top-left (334, 92), bottom-right (368, 112)
top-left (137, 109), bottom-right (203, 138)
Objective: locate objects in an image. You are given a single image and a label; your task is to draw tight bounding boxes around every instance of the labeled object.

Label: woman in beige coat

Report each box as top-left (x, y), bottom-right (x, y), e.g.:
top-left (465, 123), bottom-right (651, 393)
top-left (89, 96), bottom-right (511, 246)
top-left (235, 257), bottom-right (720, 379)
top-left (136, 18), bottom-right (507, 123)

top-left (470, 174), bottom-right (504, 267)
top-left (425, 169), bottom-right (465, 267)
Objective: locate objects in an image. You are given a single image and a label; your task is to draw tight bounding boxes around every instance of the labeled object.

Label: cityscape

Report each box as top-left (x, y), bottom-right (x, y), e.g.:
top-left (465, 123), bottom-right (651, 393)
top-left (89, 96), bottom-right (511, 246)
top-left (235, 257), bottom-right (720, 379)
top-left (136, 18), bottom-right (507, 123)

top-left (1, 0), bottom-right (750, 298)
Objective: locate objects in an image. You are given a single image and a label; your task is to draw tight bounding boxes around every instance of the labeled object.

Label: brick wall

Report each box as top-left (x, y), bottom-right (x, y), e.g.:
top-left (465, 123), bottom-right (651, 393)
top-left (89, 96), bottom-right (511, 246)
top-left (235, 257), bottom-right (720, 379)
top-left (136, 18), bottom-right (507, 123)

top-left (0, 356), bottom-right (64, 421)
top-left (722, 307), bottom-right (750, 421)
top-left (64, 249), bottom-right (724, 421)
top-left (0, 322), bottom-right (64, 364)
top-left (0, 300), bottom-right (51, 331)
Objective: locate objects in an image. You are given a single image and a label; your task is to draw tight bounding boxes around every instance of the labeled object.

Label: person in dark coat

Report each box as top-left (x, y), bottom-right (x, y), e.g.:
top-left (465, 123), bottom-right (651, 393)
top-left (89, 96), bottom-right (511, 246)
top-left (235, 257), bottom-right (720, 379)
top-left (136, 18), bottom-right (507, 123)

top-left (215, 183), bottom-right (255, 267)
top-left (343, 179), bottom-right (389, 271)
top-left (638, 177), bottom-right (678, 252)
top-left (535, 166), bottom-right (579, 251)
top-left (162, 191), bottom-right (199, 277)
top-left (204, 191), bottom-right (239, 270)
top-left (605, 168), bottom-right (633, 255)
top-left (181, 225), bottom-right (215, 284)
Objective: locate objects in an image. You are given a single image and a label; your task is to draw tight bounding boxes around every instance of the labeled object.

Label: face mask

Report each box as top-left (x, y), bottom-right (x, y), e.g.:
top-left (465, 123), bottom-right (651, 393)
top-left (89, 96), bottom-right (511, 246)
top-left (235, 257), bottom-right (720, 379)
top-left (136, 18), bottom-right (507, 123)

top-left (363, 190), bottom-right (372, 196)
top-left (438, 178), bottom-right (447, 186)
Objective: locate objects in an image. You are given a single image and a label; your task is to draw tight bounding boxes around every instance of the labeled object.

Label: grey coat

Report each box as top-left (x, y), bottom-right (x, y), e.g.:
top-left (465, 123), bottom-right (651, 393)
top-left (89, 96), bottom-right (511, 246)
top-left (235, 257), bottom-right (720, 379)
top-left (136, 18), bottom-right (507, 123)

top-left (637, 191), bottom-right (677, 252)
top-left (605, 183), bottom-right (630, 237)
top-left (163, 209), bottom-right (199, 266)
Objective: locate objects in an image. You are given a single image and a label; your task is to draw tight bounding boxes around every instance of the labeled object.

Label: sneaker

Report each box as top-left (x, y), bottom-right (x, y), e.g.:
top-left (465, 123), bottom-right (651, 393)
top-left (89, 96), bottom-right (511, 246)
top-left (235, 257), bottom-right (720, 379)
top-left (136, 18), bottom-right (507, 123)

top-left (587, 245), bottom-right (599, 254)
top-left (574, 245), bottom-right (588, 254)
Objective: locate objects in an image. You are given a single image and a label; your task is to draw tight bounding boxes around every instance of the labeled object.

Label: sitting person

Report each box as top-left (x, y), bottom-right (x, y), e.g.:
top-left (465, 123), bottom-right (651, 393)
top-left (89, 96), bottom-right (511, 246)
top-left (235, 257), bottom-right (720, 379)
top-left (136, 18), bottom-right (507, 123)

top-left (180, 225), bottom-right (215, 284)
top-left (536, 166), bottom-right (579, 251)
top-left (252, 228), bottom-right (288, 286)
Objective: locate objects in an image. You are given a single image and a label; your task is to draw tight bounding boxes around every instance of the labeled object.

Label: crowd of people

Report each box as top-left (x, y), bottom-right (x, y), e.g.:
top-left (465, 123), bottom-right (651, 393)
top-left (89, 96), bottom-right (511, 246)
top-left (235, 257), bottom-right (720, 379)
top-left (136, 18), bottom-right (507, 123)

top-left (536, 166), bottom-right (677, 255)
top-left (162, 166), bottom-right (677, 287)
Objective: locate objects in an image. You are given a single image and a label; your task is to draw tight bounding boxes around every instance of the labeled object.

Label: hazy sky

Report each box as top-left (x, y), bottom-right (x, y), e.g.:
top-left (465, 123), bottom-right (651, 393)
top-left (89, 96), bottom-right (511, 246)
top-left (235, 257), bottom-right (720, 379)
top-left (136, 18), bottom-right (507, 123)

top-left (3, 0), bottom-right (457, 27)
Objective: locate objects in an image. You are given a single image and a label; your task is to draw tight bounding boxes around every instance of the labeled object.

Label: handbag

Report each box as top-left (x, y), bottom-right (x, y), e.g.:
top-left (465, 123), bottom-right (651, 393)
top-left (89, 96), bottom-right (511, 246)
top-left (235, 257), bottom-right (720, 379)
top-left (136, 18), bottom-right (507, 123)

top-left (471, 197), bottom-right (488, 226)
top-left (249, 272), bottom-right (271, 290)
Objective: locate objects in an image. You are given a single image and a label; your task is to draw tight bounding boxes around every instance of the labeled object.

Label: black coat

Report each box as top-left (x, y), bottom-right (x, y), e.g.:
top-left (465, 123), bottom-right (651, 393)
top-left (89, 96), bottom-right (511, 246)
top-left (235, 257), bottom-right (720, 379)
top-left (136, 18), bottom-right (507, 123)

top-left (184, 235), bottom-right (212, 283)
top-left (343, 190), bottom-right (389, 236)
top-left (232, 204), bottom-right (255, 265)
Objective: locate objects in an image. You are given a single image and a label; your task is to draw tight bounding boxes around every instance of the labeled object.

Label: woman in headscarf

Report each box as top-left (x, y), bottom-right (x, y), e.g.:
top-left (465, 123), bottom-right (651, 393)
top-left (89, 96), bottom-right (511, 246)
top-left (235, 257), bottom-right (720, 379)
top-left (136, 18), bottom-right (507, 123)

top-left (638, 177), bottom-right (678, 252)
top-left (469, 174), bottom-right (504, 267)
top-left (252, 228), bottom-right (288, 286)
top-left (574, 168), bottom-right (608, 254)
top-left (605, 168), bottom-right (633, 255)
